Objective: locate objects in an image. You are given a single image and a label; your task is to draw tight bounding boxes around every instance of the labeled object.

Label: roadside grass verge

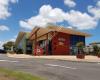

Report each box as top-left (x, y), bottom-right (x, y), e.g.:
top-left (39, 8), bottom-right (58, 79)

top-left (0, 68), bottom-right (45, 80)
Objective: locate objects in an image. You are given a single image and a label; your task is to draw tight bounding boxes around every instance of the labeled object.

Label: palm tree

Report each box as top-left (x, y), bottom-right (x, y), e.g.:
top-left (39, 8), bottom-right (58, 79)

top-left (76, 42), bottom-right (84, 54)
top-left (76, 42), bottom-right (85, 59)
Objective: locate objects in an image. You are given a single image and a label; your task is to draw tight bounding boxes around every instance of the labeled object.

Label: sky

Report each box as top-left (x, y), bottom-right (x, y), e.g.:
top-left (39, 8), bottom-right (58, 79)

top-left (0, 0), bottom-right (100, 49)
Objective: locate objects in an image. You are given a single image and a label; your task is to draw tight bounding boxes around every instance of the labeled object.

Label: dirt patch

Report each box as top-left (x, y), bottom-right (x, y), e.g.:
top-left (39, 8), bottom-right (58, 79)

top-left (0, 73), bottom-right (15, 80)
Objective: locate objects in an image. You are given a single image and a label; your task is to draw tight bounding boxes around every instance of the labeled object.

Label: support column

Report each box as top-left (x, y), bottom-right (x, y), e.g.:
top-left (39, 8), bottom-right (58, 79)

top-left (46, 33), bottom-right (48, 55)
top-left (30, 28), bottom-right (40, 56)
top-left (34, 32), bottom-right (37, 56)
top-left (32, 40), bottom-right (34, 55)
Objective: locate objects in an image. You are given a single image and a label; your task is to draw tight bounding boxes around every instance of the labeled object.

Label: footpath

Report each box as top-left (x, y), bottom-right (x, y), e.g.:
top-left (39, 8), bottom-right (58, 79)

top-left (7, 53), bottom-right (100, 63)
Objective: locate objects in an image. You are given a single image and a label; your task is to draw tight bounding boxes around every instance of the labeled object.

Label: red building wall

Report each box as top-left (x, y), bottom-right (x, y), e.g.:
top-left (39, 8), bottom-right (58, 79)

top-left (51, 32), bottom-right (70, 55)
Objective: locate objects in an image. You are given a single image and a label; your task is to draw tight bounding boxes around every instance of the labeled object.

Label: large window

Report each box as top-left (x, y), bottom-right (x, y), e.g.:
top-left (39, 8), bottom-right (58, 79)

top-left (70, 35), bottom-right (85, 55)
top-left (70, 35), bottom-right (85, 46)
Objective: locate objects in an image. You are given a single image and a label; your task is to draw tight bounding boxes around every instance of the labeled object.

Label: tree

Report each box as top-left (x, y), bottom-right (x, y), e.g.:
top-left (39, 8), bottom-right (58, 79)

top-left (92, 43), bottom-right (99, 55)
top-left (3, 41), bottom-right (15, 51)
top-left (76, 42), bottom-right (85, 54)
top-left (76, 42), bottom-right (85, 59)
top-left (98, 47), bottom-right (100, 54)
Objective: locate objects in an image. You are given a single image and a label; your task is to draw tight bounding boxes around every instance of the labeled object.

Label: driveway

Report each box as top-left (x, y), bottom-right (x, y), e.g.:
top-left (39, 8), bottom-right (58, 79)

top-left (0, 54), bottom-right (100, 80)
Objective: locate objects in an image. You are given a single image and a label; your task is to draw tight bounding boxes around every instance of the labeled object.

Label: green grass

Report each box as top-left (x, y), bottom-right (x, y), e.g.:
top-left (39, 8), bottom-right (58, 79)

top-left (0, 68), bottom-right (45, 80)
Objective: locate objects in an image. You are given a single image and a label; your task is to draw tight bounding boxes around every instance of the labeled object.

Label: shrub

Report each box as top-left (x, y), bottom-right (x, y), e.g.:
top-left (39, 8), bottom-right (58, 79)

top-left (16, 49), bottom-right (23, 54)
top-left (92, 44), bottom-right (99, 55)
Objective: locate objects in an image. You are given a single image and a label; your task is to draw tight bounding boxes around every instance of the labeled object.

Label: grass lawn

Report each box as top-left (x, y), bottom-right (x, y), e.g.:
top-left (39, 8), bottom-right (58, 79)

top-left (0, 68), bottom-right (45, 80)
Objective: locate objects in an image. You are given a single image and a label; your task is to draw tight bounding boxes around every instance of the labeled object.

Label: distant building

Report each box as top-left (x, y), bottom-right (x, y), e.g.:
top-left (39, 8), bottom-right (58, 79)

top-left (89, 42), bottom-right (100, 47)
top-left (83, 42), bottom-right (100, 55)
top-left (15, 32), bottom-right (32, 54)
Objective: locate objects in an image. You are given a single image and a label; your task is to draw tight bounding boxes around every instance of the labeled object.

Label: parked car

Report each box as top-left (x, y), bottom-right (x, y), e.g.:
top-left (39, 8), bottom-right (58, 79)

top-left (0, 49), bottom-right (7, 54)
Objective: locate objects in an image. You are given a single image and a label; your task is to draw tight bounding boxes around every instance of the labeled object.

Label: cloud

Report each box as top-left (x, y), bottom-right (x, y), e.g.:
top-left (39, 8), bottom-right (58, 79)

top-left (0, 25), bottom-right (10, 31)
top-left (0, 35), bottom-right (16, 49)
top-left (67, 26), bottom-right (73, 29)
top-left (11, 0), bottom-right (18, 3)
top-left (65, 10), bottom-right (97, 30)
top-left (20, 5), bottom-right (66, 30)
top-left (0, 41), bottom-right (6, 49)
top-left (0, 0), bottom-right (18, 19)
top-left (28, 15), bottom-right (48, 28)
top-left (19, 20), bottom-right (33, 30)
top-left (96, 1), bottom-right (100, 7)
top-left (9, 38), bottom-right (16, 42)
top-left (64, 0), bottom-right (76, 7)
top-left (39, 5), bottom-right (65, 22)
top-left (19, 5), bottom-right (98, 30)
top-left (88, 1), bottom-right (100, 20)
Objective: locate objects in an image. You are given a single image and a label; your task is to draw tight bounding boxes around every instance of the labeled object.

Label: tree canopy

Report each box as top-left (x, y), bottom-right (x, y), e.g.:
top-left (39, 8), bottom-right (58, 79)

top-left (3, 41), bottom-right (15, 51)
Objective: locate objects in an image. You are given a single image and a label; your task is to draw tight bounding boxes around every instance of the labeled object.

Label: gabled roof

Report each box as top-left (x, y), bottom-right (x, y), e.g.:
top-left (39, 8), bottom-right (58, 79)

top-left (90, 42), bottom-right (100, 45)
top-left (30, 25), bottom-right (91, 40)
top-left (47, 25), bottom-right (91, 37)
top-left (15, 32), bottom-right (30, 46)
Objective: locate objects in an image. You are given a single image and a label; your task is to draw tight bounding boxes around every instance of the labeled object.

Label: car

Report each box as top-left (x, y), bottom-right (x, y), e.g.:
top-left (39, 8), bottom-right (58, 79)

top-left (0, 49), bottom-right (7, 54)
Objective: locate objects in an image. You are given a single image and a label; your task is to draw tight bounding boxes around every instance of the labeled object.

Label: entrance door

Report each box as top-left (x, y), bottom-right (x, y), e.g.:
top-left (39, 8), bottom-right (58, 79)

top-left (48, 40), bottom-right (52, 55)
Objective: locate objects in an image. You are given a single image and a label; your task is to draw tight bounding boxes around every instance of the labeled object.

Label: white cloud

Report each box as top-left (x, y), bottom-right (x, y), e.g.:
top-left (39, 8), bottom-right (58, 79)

top-left (96, 1), bottom-right (100, 7)
top-left (11, 0), bottom-right (18, 3)
top-left (65, 10), bottom-right (97, 30)
top-left (64, 0), bottom-right (76, 7)
top-left (47, 8), bottom-right (65, 22)
top-left (39, 5), bottom-right (52, 17)
top-left (88, 1), bottom-right (100, 20)
top-left (19, 20), bottom-right (33, 30)
top-left (0, 35), bottom-right (16, 49)
top-left (0, 41), bottom-right (6, 49)
top-left (9, 38), bottom-right (16, 42)
top-left (28, 15), bottom-right (48, 28)
top-left (0, 25), bottom-right (9, 31)
top-left (20, 5), bottom-right (66, 30)
top-left (39, 5), bottom-right (65, 22)
top-left (67, 26), bottom-right (73, 29)
top-left (0, 0), bottom-right (18, 19)
top-left (20, 5), bottom-right (98, 30)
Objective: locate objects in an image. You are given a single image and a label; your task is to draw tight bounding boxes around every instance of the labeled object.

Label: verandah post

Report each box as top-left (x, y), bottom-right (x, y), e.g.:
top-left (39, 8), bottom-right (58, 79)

top-left (34, 32), bottom-right (37, 56)
top-left (46, 33), bottom-right (48, 55)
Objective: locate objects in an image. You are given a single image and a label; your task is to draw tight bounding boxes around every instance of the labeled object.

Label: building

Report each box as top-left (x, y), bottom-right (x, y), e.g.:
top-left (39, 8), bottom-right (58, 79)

top-left (15, 32), bottom-right (32, 54)
top-left (89, 42), bottom-right (100, 47)
top-left (29, 25), bottom-right (90, 55)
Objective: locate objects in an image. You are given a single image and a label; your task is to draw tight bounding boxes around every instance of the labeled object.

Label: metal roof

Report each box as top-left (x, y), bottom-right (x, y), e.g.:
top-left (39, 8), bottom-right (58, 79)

top-left (15, 32), bottom-right (30, 46)
top-left (30, 25), bottom-right (91, 40)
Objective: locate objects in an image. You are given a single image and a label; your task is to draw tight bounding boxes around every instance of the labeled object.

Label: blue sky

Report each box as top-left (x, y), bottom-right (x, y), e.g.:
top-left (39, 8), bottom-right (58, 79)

top-left (0, 0), bottom-right (100, 49)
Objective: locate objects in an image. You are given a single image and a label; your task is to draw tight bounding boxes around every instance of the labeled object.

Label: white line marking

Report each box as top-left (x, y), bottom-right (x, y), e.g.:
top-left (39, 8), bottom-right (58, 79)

top-left (45, 64), bottom-right (77, 70)
top-left (0, 60), bottom-right (19, 63)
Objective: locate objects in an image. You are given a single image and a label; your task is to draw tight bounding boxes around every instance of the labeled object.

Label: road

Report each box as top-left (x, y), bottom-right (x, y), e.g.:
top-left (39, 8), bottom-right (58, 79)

top-left (0, 54), bottom-right (100, 80)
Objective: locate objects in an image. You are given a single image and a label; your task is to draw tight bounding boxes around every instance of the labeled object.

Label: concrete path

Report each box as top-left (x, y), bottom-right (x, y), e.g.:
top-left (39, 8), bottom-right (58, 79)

top-left (7, 53), bottom-right (100, 63)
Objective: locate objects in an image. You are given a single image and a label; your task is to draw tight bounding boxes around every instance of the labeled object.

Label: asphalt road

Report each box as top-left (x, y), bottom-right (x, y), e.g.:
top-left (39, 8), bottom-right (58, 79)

top-left (0, 54), bottom-right (100, 80)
